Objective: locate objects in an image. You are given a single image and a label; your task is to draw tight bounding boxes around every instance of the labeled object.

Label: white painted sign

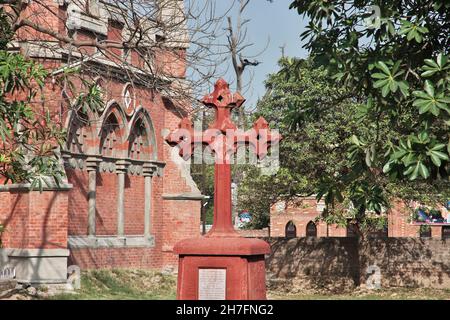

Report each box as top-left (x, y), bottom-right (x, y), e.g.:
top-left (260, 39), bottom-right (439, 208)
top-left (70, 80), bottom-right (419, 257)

top-left (198, 268), bottom-right (226, 300)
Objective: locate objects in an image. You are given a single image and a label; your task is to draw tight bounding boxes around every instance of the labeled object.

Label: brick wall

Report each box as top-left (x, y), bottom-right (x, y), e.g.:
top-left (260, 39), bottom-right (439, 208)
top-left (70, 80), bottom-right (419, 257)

top-left (2, 0), bottom-right (201, 272)
top-left (270, 197), bottom-right (347, 237)
top-left (271, 197), bottom-right (449, 238)
top-left (0, 189), bottom-right (69, 249)
top-left (69, 247), bottom-right (162, 270)
top-left (265, 237), bottom-right (450, 292)
top-left (238, 228), bottom-right (269, 238)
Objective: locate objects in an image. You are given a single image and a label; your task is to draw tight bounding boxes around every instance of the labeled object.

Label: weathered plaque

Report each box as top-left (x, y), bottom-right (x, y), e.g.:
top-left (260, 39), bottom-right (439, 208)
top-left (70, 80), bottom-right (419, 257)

top-left (198, 268), bottom-right (226, 300)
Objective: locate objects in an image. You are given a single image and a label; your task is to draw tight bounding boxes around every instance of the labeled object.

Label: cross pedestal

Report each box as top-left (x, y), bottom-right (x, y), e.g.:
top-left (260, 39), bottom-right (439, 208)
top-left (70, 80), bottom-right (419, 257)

top-left (175, 238), bottom-right (269, 300)
top-left (166, 79), bottom-right (280, 300)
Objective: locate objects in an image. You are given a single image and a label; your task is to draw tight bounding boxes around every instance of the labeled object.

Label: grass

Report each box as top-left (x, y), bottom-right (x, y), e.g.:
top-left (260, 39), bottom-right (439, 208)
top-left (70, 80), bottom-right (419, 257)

top-left (268, 287), bottom-right (450, 300)
top-left (46, 269), bottom-right (450, 300)
top-left (49, 269), bottom-right (176, 300)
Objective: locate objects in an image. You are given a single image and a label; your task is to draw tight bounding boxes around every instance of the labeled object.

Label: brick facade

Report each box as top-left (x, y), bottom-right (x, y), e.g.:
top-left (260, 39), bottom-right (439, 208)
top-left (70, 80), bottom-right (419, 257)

top-left (0, 187), bottom-right (70, 249)
top-left (270, 197), bottom-right (450, 239)
top-left (0, 0), bottom-right (202, 278)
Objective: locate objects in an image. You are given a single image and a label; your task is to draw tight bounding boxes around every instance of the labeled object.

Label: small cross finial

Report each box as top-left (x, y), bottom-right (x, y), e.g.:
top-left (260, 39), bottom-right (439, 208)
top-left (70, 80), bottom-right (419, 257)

top-left (201, 79), bottom-right (245, 110)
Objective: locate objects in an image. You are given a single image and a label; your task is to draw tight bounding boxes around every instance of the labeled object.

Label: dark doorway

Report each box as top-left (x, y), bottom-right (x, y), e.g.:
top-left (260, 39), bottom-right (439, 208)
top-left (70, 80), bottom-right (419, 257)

top-left (442, 226), bottom-right (450, 240)
top-left (285, 221), bottom-right (297, 238)
top-left (419, 226), bottom-right (431, 238)
top-left (306, 221), bottom-right (317, 237)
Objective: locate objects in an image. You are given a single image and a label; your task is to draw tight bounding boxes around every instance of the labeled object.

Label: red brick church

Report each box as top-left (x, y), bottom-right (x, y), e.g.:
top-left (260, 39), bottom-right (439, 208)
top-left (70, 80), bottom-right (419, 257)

top-left (0, 0), bottom-right (202, 284)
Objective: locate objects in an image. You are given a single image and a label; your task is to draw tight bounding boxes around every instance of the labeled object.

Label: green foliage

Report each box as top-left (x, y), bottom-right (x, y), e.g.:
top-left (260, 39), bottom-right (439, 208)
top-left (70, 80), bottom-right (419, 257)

top-left (49, 269), bottom-right (176, 300)
top-left (289, 0), bottom-right (449, 184)
top-left (0, 50), bottom-right (67, 188)
top-left (0, 50), bottom-right (103, 189)
top-left (285, 0), bottom-right (450, 218)
top-left (238, 56), bottom-right (449, 230)
top-left (238, 58), bottom-right (363, 228)
top-left (419, 224), bottom-right (431, 235)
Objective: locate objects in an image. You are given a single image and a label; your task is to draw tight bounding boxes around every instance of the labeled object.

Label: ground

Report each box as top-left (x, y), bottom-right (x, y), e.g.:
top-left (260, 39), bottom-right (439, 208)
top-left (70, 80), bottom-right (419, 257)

top-left (1, 269), bottom-right (449, 300)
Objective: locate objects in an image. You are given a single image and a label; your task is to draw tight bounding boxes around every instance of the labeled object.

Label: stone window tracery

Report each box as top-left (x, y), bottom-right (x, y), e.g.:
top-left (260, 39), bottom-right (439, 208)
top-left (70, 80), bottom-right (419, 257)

top-left (129, 118), bottom-right (150, 160)
top-left (67, 111), bottom-right (89, 154)
top-left (100, 113), bottom-right (121, 157)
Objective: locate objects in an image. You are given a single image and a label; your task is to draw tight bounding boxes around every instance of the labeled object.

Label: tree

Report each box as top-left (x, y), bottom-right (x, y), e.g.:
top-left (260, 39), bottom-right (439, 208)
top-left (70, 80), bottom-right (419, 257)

top-left (0, 9), bottom-right (63, 188)
top-left (1, 0), bottom-right (234, 108)
top-left (284, 0), bottom-right (449, 214)
top-left (0, 0), bottom-right (240, 187)
top-left (238, 57), bottom-right (449, 231)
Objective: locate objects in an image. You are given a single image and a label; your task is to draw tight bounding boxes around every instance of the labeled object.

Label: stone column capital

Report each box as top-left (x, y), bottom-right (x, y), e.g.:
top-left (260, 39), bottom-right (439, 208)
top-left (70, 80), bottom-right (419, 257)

top-left (116, 159), bottom-right (131, 174)
top-left (86, 156), bottom-right (102, 172)
top-left (142, 163), bottom-right (157, 177)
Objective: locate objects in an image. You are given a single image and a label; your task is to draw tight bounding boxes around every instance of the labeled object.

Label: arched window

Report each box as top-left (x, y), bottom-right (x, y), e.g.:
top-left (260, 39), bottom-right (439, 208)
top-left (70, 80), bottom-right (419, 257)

top-left (67, 110), bottom-right (89, 154)
top-left (419, 226), bottom-right (431, 238)
top-left (442, 226), bottom-right (450, 240)
top-left (285, 221), bottom-right (296, 238)
top-left (306, 221), bottom-right (317, 237)
top-left (129, 118), bottom-right (150, 160)
top-left (100, 113), bottom-right (121, 157)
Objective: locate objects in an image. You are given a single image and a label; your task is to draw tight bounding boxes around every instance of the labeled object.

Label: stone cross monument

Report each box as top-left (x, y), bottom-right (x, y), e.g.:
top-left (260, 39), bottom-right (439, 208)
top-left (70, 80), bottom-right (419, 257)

top-left (166, 78), bottom-right (280, 300)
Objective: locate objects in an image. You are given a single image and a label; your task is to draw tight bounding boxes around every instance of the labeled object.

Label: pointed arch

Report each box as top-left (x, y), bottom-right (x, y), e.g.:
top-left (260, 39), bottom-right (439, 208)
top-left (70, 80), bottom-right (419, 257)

top-left (64, 101), bottom-right (97, 155)
top-left (285, 221), bottom-right (297, 238)
top-left (99, 101), bottom-right (127, 158)
top-left (306, 221), bottom-right (317, 237)
top-left (127, 106), bottom-right (157, 160)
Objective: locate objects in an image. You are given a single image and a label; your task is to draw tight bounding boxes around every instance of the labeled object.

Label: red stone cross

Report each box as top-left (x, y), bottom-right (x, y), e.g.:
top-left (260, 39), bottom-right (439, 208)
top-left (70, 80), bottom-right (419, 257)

top-left (166, 79), bottom-right (280, 237)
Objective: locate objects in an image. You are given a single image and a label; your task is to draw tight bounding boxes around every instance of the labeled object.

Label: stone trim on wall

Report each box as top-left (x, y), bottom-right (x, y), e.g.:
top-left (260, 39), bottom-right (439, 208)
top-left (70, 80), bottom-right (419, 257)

top-left (0, 249), bottom-right (70, 284)
top-left (162, 192), bottom-right (206, 201)
top-left (0, 182), bottom-right (73, 192)
top-left (62, 151), bottom-right (165, 177)
top-left (68, 236), bottom-right (155, 249)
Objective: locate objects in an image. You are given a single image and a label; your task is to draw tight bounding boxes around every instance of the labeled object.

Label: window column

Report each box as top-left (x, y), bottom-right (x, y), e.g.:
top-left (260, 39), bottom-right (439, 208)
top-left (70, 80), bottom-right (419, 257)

top-left (86, 156), bottom-right (102, 237)
top-left (143, 163), bottom-right (157, 237)
top-left (116, 160), bottom-right (130, 236)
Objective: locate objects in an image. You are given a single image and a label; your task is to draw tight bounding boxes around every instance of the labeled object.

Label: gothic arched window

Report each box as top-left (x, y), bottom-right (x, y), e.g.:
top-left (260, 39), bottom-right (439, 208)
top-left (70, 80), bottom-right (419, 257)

top-left (306, 221), bottom-right (317, 237)
top-left (285, 221), bottom-right (297, 238)
top-left (419, 226), bottom-right (431, 238)
top-left (129, 118), bottom-right (150, 160)
top-left (67, 111), bottom-right (89, 154)
top-left (100, 113), bottom-right (121, 157)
